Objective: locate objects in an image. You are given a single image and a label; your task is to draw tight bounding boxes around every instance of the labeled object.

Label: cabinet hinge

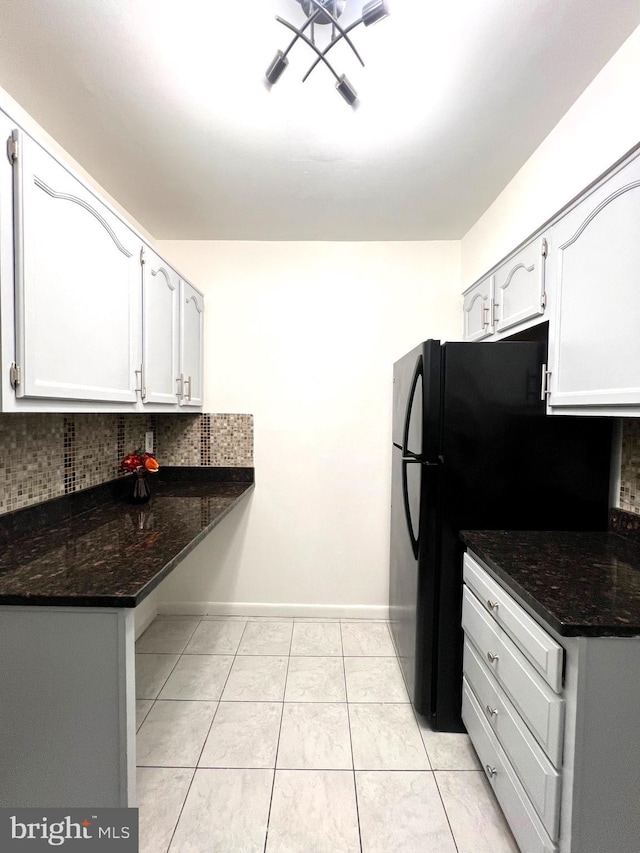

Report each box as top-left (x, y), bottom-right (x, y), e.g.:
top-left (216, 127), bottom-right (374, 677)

top-left (7, 132), bottom-right (18, 164)
top-left (9, 363), bottom-right (21, 388)
top-left (541, 238), bottom-right (548, 258)
top-left (140, 246), bottom-right (146, 266)
top-left (541, 292), bottom-right (547, 310)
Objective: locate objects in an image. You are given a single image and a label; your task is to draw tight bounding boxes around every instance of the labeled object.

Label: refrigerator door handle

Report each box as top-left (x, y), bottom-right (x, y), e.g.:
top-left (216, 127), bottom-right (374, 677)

top-left (402, 356), bottom-right (423, 459)
top-left (401, 457), bottom-right (420, 559)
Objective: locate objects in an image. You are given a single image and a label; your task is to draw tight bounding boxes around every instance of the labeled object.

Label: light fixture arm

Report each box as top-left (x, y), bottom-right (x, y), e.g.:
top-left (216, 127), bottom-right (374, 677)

top-left (301, 15), bottom-right (362, 82)
top-left (275, 16), bottom-right (342, 83)
top-left (304, 0), bottom-right (365, 68)
top-left (281, 8), bottom-right (322, 60)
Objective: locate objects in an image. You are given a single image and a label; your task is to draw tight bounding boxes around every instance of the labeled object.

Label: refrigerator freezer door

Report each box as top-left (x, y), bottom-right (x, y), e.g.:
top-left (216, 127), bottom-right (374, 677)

top-left (392, 342), bottom-right (423, 449)
top-left (392, 340), bottom-right (442, 459)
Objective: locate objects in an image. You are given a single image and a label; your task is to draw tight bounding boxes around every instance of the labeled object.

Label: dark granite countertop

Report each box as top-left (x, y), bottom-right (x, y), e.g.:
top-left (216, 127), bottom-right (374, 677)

top-left (461, 529), bottom-right (640, 637)
top-left (0, 468), bottom-right (254, 608)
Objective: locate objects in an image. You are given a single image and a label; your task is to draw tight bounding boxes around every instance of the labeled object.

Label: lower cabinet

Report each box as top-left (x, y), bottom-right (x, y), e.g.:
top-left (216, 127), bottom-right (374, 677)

top-left (0, 605), bottom-right (135, 807)
top-left (462, 551), bottom-right (640, 853)
top-left (462, 680), bottom-right (558, 853)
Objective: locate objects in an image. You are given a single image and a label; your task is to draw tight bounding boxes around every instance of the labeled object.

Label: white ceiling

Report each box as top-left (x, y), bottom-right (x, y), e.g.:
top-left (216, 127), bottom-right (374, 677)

top-left (0, 1), bottom-right (638, 241)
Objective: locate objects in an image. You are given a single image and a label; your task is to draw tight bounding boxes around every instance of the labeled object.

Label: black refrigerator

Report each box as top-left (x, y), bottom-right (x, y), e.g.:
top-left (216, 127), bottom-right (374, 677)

top-left (389, 340), bottom-right (612, 732)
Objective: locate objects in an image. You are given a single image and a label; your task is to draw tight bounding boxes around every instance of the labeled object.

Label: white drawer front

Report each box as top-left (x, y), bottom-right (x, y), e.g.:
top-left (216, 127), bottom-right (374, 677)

top-left (462, 680), bottom-right (558, 853)
top-left (462, 587), bottom-right (564, 765)
top-left (464, 639), bottom-right (562, 838)
top-left (464, 553), bottom-right (564, 694)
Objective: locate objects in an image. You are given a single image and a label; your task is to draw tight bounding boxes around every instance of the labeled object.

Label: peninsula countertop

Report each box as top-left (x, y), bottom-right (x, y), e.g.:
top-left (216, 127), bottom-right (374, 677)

top-left (461, 527), bottom-right (640, 637)
top-left (0, 467), bottom-right (254, 608)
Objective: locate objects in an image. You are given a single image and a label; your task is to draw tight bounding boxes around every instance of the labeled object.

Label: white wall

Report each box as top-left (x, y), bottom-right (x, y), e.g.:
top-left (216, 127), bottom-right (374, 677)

top-left (155, 241), bottom-right (461, 616)
top-left (462, 24), bottom-right (640, 286)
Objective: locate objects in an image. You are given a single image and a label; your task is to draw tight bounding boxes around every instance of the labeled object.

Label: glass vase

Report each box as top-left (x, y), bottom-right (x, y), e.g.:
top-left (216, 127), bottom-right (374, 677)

top-left (131, 469), bottom-right (151, 504)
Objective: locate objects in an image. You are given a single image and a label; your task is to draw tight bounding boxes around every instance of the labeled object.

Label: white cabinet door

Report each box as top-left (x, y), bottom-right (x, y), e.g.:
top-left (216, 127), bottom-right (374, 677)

top-left (547, 153), bottom-right (640, 410)
top-left (495, 237), bottom-right (547, 334)
top-left (462, 275), bottom-right (494, 341)
top-left (179, 279), bottom-right (204, 408)
top-left (12, 131), bottom-right (140, 403)
top-left (142, 247), bottom-right (179, 406)
top-left (0, 115), bottom-right (17, 410)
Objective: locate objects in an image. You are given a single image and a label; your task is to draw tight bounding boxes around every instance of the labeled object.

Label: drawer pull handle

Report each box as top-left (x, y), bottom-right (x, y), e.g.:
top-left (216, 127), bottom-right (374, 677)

top-left (487, 652), bottom-right (499, 664)
top-left (485, 764), bottom-right (497, 779)
top-left (485, 705), bottom-right (498, 718)
top-left (486, 599), bottom-right (499, 611)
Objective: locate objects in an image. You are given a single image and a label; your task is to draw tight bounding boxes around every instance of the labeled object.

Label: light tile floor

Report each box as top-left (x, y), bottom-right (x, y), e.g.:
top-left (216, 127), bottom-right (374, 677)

top-left (135, 616), bottom-right (520, 853)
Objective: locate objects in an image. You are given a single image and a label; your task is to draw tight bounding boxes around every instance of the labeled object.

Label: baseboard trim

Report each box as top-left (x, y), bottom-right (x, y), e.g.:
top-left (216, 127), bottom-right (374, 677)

top-left (158, 601), bottom-right (390, 620)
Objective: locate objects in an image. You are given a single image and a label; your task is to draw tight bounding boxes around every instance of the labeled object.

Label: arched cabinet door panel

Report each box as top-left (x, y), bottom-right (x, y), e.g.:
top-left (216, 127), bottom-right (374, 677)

top-left (179, 280), bottom-right (204, 408)
top-left (12, 130), bottom-right (140, 403)
top-left (547, 153), bottom-right (640, 410)
top-left (142, 247), bottom-right (180, 406)
top-left (463, 275), bottom-right (494, 341)
top-left (494, 237), bottom-right (547, 334)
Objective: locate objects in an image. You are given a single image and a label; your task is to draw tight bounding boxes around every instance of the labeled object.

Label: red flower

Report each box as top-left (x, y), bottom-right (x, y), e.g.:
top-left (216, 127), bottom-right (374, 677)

top-left (121, 451), bottom-right (159, 473)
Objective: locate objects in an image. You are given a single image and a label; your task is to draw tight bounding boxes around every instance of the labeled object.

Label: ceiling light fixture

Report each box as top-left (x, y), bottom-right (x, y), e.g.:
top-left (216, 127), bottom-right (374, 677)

top-left (266, 0), bottom-right (390, 105)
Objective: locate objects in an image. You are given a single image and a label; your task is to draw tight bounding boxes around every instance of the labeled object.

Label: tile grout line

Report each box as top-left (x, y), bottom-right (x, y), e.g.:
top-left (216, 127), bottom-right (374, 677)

top-left (341, 621), bottom-right (364, 853)
top-left (262, 622), bottom-right (294, 853)
top-left (145, 615), bottom-right (240, 853)
top-left (432, 772), bottom-right (462, 853)
top-left (137, 614), bottom-right (204, 853)
top-left (135, 616), bottom-right (202, 704)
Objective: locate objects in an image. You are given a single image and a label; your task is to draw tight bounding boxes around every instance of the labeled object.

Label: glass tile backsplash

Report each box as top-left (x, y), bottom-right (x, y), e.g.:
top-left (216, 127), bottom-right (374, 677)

top-left (620, 419), bottom-right (640, 516)
top-left (0, 413), bottom-right (253, 515)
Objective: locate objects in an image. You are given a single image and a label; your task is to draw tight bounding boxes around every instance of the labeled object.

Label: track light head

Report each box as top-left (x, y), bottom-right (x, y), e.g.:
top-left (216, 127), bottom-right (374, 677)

top-left (362, 0), bottom-right (389, 27)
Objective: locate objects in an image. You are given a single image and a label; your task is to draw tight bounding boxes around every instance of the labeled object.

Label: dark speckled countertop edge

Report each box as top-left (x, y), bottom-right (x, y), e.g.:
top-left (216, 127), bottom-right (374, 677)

top-left (120, 481), bottom-right (254, 608)
top-left (0, 469), bottom-right (254, 609)
top-left (460, 532), bottom-right (572, 636)
top-left (460, 529), bottom-right (640, 638)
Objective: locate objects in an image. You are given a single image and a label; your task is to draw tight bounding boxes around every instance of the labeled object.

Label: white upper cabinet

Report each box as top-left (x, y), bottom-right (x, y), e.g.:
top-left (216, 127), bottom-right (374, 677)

top-left (462, 275), bottom-right (495, 341)
top-left (0, 113), bottom-right (204, 412)
top-left (142, 247), bottom-right (180, 406)
top-left (178, 279), bottom-right (204, 408)
top-left (12, 130), bottom-right (140, 404)
top-left (494, 237), bottom-right (547, 334)
top-left (547, 152), bottom-right (640, 413)
top-left (462, 237), bottom-right (548, 342)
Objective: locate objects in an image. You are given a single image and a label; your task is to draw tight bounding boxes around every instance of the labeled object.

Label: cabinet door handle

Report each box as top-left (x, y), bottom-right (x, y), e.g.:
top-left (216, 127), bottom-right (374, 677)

top-left (486, 705), bottom-right (498, 719)
top-left (486, 599), bottom-right (499, 612)
top-left (540, 363), bottom-right (552, 400)
top-left (185, 376), bottom-right (192, 401)
top-left (485, 764), bottom-right (497, 779)
top-left (482, 306), bottom-right (490, 328)
top-left (135, 365), bottom-right (146, 399)
top-left (487, 652), bottom-right (499, 664)
top-left (177, 374), bottom-right (184, 399)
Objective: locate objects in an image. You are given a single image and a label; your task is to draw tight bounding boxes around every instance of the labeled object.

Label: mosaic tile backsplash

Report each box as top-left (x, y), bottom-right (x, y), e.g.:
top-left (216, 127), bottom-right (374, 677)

top-left (0, 413), bottom-right (253, 515)
top-left (620, 419), bottom-right (640, 516)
